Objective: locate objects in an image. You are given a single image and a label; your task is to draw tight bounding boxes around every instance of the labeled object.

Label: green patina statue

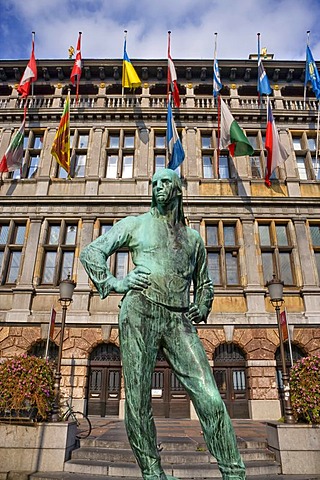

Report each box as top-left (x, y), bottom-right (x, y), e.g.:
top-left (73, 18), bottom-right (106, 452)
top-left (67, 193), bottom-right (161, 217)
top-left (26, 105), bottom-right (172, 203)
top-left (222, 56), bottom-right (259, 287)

top-left (80, 168), bottom-right (246, 480)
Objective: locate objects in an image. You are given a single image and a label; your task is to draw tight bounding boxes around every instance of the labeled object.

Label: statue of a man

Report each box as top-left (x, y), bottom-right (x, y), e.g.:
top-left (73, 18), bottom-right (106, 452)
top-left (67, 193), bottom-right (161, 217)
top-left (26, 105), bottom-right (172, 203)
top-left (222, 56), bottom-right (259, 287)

top-left (80, 168), bottom-right (246, 480)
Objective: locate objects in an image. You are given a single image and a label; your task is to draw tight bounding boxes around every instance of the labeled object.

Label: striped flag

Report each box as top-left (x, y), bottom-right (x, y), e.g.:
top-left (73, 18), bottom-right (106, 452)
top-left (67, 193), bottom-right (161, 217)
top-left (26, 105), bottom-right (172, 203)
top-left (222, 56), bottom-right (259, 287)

top-left (265, 98), bottom-right (289, 186)
top-left (51, 93), bottom-right (70, 176)
top-left (213, 33), bottom-right (222, 97)
top-left (122, 34), bottom-right (141, 89)
top-left (257, 34), bottom-right (272, 103)
top-left (220, 98), bottom-right (254, 157)
top-left (17, 35), bottom-right (37, 98)
top-left (0, 116), bottom-right (26, 174)
top-left (167, 101), bottom-right (185, 170)
top-left (70, 32), bottom-right (82, 102)
top-left (167, 31), bottom-right (180, 108)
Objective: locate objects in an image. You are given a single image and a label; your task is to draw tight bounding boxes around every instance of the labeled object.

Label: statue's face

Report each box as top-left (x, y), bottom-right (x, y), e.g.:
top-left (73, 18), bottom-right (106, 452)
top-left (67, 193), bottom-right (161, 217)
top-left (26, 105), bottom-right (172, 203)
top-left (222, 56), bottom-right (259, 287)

top-left (152, 170), bottom-right (178, 206)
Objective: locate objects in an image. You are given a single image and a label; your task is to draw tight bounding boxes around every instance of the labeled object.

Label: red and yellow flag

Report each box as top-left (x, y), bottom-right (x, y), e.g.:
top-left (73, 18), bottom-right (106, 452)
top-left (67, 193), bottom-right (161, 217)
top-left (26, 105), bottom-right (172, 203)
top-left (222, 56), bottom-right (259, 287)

top-left (51, 93), bottom-right (70, 175)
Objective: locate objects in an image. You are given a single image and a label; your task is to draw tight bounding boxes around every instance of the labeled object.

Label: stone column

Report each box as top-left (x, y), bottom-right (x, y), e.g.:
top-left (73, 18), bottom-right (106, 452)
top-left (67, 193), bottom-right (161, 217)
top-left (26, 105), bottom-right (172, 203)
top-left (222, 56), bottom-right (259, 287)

top-left (184, 126), bottom-right (199, 196)
top-left (36, 127), bottom-right (56, 196)
top-left (85, 127), bottom-right (103, 196)
top-left (280, 129), bottom-right (301, 197)
top-left (135, 126), bottom-right (150, 196)
top-left (242, 219), bottom-right (266, 315)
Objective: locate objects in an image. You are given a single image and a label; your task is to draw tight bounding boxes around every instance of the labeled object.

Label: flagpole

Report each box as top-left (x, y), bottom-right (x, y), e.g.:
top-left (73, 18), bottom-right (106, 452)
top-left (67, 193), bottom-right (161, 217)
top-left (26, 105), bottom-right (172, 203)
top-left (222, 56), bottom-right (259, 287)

top-left (285, 308), bottom-right (294, 367)
top-left (45, 306), bottom-right (54, 360)
top-left (122, 30), bottom-right (127, 101)
top-left (167, 31), bottom-right (171, 106)
top-left (315, 103), bottom-right (320, 175)
top-left (214, 32), bottom-right (218, 108)
top-left (217, 94), bottom-right (221, 178)
top-left (76, 32), bottom-right (82, 105)
top-left (304, 31), bottom-right (310, 109)
top-left (257, 32), bottom-right (261, 107)
top-left (31, 32), bottom-right (35, 99)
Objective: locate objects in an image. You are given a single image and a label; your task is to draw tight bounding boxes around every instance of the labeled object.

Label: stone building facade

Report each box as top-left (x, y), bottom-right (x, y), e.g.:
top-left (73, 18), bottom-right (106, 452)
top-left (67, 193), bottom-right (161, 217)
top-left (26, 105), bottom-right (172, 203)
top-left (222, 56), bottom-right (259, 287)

top-left (0, 55), bottom-right (319, 420)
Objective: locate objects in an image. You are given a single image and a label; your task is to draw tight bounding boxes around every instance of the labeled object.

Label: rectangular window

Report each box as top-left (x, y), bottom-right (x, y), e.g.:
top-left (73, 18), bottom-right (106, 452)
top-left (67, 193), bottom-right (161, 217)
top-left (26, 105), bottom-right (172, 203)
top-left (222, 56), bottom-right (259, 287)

top-left (10, 130), bottom-right (44, 180)
top-left (203, 156), bottom-right (214, 178)
top-left (57, 130), bottom-right (89, 178)
top-left (247, 131), bottom-right (266, 179)
top-left (154, 133), bottom-right (166, 172)
top-left (219, 156), bottom-right (230, 180)
top-left (42, 221), bottom-right (78, 285)
top-left (250, 156), bottom-right (263, 178)
top-left (310, 224), bottom-right (320, 283)
top-left (296, 156), bottom-right (309, 180)
top-left (0, 222), bottom-right (26, 285)
top-left (258, 221), bottom-right (295, 286)
top-left (115, 251), bottom-right (129, 279)
top-left (205, 222), bottom-right (240, 287)
top-left (106, 130), bottom-right (135, 178)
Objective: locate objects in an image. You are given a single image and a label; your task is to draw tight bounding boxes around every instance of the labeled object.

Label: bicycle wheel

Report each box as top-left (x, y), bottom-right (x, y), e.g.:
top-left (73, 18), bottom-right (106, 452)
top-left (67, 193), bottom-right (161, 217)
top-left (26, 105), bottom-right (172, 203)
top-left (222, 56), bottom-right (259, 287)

top-left (66, 411), bottom-right (92, 439)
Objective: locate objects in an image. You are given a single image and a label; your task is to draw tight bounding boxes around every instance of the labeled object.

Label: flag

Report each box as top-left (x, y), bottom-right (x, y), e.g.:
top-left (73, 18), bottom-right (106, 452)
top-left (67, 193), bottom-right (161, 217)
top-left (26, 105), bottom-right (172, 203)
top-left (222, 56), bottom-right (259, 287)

top-left (48, 307), bottom-right (56, 340)
top-left (280, 310), bottom-right (288, 342)
top-left (70, 32), bottom-right (82, 101)
top-left (167, 32), bottom-right (180, 108)
top-left (305, 45), bottom-right (320, 100)
top-left (167, 101), bottom-right (185, 170)
top-left (213, 34), bottom-right (222, 97)
top-left (51, 93), bottom-right (70, 176)
top-left (265, 98), bottom-right (289, 186)
top-left (213, 58), bottom-right (222, 97)
top-left (17, 37), bottom-right (37, 98)
top-left (122, 38), bottom-right (141, 89)
top-left (220, 98), bottom-right (254, 157)
top-left (0, 116), bottom-right (26, 173)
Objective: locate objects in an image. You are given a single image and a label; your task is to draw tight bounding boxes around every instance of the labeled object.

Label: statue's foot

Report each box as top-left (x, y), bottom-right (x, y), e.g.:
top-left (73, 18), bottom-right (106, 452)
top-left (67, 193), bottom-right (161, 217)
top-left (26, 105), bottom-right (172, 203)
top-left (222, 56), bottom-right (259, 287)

top-left (165, 476), bottom-right (180, 480)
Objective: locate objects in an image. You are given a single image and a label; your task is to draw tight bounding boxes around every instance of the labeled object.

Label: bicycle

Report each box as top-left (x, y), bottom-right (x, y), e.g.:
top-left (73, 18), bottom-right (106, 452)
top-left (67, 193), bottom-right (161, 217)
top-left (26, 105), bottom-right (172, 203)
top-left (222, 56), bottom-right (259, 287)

top-left (61, 399), bottom-right (92, 439)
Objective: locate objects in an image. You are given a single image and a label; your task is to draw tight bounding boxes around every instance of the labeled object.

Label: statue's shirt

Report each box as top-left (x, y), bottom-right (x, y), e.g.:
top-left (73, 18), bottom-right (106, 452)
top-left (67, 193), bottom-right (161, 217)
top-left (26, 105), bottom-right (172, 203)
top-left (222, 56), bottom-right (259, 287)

top-left (80, 211), bottom-right (213, 311)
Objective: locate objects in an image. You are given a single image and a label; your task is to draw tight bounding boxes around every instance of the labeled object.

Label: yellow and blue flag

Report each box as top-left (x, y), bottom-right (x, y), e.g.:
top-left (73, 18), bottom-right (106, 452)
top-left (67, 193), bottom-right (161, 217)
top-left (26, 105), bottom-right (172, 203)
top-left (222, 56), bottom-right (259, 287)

top-left (122, 39), bottom-right (141, 89)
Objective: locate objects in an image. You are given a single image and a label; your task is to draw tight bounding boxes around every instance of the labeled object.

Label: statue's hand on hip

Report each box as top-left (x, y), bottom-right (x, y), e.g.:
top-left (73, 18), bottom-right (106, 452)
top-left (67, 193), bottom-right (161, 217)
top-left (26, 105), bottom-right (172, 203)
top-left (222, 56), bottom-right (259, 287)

top-left (113, 266), bottom-right (151, 294)
top-left (187, 303), bottom-right (207, 324)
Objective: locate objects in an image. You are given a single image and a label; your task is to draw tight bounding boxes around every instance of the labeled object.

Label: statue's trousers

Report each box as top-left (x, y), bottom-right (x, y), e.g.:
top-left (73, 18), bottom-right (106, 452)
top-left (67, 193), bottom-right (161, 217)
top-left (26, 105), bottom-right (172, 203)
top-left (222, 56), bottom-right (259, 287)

top-left (119, 291), bottom-right (246, 480)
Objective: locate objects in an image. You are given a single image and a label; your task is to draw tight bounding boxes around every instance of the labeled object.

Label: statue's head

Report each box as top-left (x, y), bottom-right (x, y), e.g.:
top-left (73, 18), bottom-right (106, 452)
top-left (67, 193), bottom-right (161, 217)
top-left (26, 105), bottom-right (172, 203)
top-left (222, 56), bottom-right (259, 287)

top-left (151, 168), bottom-right (186, 224)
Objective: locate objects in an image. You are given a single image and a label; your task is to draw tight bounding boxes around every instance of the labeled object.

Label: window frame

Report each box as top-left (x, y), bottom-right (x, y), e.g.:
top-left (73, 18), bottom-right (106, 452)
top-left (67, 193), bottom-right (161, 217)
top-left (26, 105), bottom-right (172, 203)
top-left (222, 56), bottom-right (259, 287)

top-left (105, 130), bottom-right (136, 179)
top-left (0, 221), bottom-right (27, 285)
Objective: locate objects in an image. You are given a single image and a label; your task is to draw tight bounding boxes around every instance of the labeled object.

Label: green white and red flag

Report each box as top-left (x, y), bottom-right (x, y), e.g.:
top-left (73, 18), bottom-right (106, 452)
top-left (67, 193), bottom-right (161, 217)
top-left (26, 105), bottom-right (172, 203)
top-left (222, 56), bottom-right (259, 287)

top-left (220, 98), bottom-right (254, 157)
top-left (0, 116), bottom-right (26, 174)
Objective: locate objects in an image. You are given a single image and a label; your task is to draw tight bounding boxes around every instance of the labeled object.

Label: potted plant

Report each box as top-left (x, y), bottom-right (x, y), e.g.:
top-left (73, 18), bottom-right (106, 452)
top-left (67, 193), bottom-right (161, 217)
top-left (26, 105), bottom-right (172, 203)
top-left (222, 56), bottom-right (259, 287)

top-left (290, 354), bottom-right (320, 424)
top-left (0, 354), bottom-right (54, 421)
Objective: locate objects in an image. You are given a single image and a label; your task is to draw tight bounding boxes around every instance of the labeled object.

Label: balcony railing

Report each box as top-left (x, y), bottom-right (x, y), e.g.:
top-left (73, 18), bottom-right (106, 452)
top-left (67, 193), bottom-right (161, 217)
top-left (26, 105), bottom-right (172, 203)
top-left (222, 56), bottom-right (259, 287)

top-left (0, 94), bottom-right (317, 113)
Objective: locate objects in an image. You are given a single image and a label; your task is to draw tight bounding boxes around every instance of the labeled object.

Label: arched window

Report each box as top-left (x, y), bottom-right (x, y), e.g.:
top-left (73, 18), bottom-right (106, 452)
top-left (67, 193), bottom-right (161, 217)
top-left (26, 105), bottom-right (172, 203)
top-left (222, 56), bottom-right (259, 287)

top-left (28, 339), bottom-right (58, 362)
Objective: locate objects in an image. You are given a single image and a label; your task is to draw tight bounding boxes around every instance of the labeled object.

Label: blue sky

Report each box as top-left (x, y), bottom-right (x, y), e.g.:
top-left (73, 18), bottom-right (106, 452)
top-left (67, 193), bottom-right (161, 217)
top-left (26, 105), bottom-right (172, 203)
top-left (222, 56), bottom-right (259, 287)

top-left (1, 0), bottom-right (320, 61)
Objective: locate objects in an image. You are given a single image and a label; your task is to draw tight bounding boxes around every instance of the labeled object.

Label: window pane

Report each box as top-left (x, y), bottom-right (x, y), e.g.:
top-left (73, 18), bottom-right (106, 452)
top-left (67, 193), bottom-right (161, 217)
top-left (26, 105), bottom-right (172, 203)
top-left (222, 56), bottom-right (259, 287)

top-left (60, 251), bottom-right (74, 280)
top-left (226, 252), bottom-right (239, 285)
top-left (250, 156), bottom-right (262, 178)
top-left (7, 251), bottom-right (21, 283)
top-left (33, 135), bottom-right (44, 149)
top-left (203, 156), bottom-right (213, 178)
top-left (292, 137), bottom-right (302, 150)
top-left (65, 225), bottom-right (77, 244)
top-left (155, 135), bottom-right (165, 148)
top-left (78, 134), bottom-right (89, 148)
top-left (314, 252), bottom-right (320, 281)
top-left (201, 135), bottom-right (212, 148)
top-left (108, 135), bottom-right (120, 148)
top-left (14, 226), bottom-right (26, 245)
top-left (261, 252), bottom-right (274, 283)
top-left (155, 155), bottom-right (165, 171)
top-left (74, 155), bottom-right (86, 177)
top-left (207, 225), bottom-right (218, 246)
top-left (0, 225), bottom-right (9, 244)
top-left (48, 226), bottom-right (60, 244)
top-left (43, 251), bottom-right (56, 283)
top-left (106, 155), bottom-right (118, 178)
top-left (23, 135), bottom-right (29, 149)
top-left (276, 225), bottom-right (289, 246)
top-left (310, 225), bottom-right (320, 246)
top-left (124, 135), bottom-right (135, 148)
top-left (0, 251), bottom-right (3, 271)
top-left (115, 252), bottom-right (128, 279)
top-left (224, 226), bottom-right (236, 246)
top-left (247, 135), bottom-right (257, 149)
top-left (27, 155), bottom-right (39, 178)
top-left (279, 252), bottom-right (293, 285)
top-left (308, 138), bottom-right (316, 150)
top-left (219, 156), bottom-right (230, 179)
top-left (207, 252), bottom-right (221, 284)
top-left (296, 156), bottom-right (308, 180)
top-left (58, 166), bottom-right (68, 179)
top-left (101, 224), bottom-right (113, 235)
top-left (122, 156), bottom-right (133, 178)
top-left (259, 225), bottom-right (271, 246)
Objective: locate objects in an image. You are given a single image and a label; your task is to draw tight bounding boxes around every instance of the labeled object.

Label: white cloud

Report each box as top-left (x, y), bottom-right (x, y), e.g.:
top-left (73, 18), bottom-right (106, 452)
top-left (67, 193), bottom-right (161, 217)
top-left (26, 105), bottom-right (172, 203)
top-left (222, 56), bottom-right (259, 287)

top-left (1, 0), bottom-right (320, 60)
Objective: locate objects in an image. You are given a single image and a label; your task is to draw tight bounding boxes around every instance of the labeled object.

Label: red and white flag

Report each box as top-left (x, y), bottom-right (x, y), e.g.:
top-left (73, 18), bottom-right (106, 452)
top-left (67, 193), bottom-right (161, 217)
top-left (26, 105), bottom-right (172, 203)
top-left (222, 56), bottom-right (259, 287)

top-left (167, 32), bottom-right (180, 108)
top-left (17, 36), bottom-right (37, 98)
top-left (70, 32), bottom-right (82, 102)
top-left (265, 98), bottom-right (289, 186)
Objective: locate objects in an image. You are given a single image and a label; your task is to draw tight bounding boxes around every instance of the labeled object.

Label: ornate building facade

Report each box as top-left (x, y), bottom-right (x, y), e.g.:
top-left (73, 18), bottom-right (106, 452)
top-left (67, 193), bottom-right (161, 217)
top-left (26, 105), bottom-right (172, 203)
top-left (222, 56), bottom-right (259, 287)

top-left (0, 55), bottom-right (319, 420)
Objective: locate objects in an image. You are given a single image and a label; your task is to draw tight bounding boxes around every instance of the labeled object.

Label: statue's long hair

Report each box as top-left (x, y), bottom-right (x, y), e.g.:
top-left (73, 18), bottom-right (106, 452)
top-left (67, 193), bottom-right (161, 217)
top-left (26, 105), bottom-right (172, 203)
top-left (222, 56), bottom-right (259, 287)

top-left (150, 169), bottom-right (186, 225)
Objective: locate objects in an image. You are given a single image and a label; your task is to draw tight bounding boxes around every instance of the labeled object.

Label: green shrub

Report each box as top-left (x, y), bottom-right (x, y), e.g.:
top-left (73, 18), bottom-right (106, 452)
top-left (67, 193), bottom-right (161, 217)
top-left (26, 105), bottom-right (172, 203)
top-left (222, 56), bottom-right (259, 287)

top-left (290, 354), bottom-right (320, 424)
top-left (0, 355), bottom-right (55, 420)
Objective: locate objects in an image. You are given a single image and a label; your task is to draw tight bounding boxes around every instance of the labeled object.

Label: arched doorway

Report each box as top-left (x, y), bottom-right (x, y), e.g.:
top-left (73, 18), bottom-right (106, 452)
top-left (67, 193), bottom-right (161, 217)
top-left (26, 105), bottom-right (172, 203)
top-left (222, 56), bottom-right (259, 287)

top-left (152, 348), bottom-right (190, 418)
top-left (275, 343), bottom-right (306, 416)
top-left (28, 339), bottom-right (58, 362)
top-left (88, 343), bottom-right (121, 416)
top-left (213, 343), bottom-right (249, 419)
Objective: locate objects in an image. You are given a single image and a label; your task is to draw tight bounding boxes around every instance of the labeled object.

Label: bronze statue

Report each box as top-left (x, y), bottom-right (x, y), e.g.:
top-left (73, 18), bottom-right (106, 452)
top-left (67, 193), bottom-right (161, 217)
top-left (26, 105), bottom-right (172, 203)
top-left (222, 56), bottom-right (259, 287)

top-left (80, 168), bottom-right (246, 480)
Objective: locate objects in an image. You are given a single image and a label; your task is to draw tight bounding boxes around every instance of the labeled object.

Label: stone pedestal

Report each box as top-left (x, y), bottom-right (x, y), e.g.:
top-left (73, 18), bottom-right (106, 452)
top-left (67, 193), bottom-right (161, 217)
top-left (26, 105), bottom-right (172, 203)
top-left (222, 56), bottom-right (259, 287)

top-left (267, 421), bottom-right (320, 475)
top-left (0, 421), bottom-right (77, 474)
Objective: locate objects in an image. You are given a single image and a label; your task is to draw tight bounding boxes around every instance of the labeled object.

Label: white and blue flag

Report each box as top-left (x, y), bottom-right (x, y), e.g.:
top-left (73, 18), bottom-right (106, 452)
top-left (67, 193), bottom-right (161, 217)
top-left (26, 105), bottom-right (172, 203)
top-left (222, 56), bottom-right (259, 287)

top-left (167, 102), bottom-right (185, 171)
top-left (213, 58), bottom-right (222, 97)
